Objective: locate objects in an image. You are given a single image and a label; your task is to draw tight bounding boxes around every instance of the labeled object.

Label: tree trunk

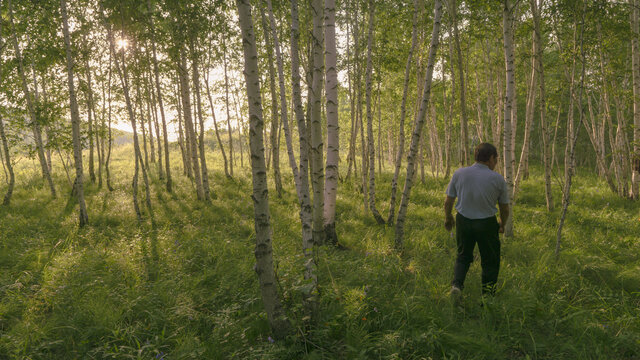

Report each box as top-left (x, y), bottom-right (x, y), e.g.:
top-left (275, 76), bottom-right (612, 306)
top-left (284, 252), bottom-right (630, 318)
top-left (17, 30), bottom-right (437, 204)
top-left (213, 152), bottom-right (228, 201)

top-left (394, 0), bottom-right (442, 250)
top-left (447, 0), bottom-right (469, 166)
top-left (219, 39), bottom-right (232, 177)
top-left (83, 34), bottom-right (97, 183)
top-left (60, 0), bottom-right (88, 226)
top-left (176, 79), bottom-right (189, 178)
top-left (310, 0), bottom-right (326, 244)
top-left (105, 45), bottom-right (114, 192)
top-left (9, 0), bottom-right (56, 198)
top-left (178, 49), bottom-right (205, 200)
top-left (502, 0), bottom-right (517, 237)
top-left (148, 0), bottom-right (172, 192)
top-left (204, 67), bottom-right (230, 179)
top-left (323, 0), bottom-right (340, 243)
top-left (557, 8), bottom-right (586, 257)
top-left (631, 0), bottom-right (640, 199)
top-left (191, 47), bottom-right (212, 201)
top-left (236, 0), bottom-right (290, 338)
top-left (260, 9), bottom-right (283, 198)
top-left (513, 32), bottom-right (537, 200)
top-left (531, 0), bottom-right (553, 211)
top-left (364, 0), bottom-right (384, 224)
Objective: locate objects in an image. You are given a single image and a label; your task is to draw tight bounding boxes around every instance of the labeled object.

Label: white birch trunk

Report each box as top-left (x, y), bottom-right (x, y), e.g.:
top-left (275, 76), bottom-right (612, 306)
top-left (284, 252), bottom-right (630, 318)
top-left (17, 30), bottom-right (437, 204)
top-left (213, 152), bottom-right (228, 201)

top-left (60, 0), bottom-right (88, 226)
top-left (388, 0), bottom-right (419, 224)
top-left (394, 0), bottom-right (443, 250)
top-left (323, 0), bottom-right (340, 243)
top-left (502, 0), bottom-right (517, 237)
top-left (310, 0), bottom-right (326, 244)
top-left (364, 0), bottom-right (384, 224)
top-left (236, 0), bottom-right (290, 338)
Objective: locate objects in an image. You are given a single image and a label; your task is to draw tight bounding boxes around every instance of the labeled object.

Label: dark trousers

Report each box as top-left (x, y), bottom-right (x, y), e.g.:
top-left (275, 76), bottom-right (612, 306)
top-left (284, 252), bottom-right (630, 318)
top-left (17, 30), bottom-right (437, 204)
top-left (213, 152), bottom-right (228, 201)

top-left (451, 213), bottom-right (501, 295)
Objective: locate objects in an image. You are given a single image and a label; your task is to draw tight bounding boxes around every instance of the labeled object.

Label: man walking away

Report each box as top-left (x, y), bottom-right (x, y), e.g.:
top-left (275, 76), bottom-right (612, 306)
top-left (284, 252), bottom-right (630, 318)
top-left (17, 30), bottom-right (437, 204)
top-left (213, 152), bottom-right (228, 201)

top-left (444, 143), bottom-right (510, 304)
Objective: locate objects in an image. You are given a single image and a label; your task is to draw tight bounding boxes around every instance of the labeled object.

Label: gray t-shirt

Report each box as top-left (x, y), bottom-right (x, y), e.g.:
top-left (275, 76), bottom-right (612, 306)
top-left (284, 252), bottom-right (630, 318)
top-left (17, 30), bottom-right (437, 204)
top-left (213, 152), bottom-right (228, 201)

top-left (445, 163), bottom-right (510, 219)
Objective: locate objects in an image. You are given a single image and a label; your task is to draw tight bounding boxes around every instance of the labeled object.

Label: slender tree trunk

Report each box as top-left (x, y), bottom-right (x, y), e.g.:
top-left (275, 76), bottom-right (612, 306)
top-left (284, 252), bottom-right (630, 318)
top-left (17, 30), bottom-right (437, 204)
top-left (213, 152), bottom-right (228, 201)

top-left (204, 69), bottom-right (230, 179)
top-left (178, 50), bottom-right (205, 200)
top-left (395, 0), bottom-right (442, 250)
top-left (192, 47), bottom-right (211, 201)
top-left (448, 0), bottom-right (469, 166)
top-left (230, 76), bottom-right (246, 170)
top-left (513, 34), bottom-right (537, 199)
top-left (135, 64), bottom-right (150, 171)
top-left (531, 0), bottom-right (553, 210)
top-left (83, 35), bottom-right (97, 183)
top-left (0, 110), bottom-right (15, 205)
top-left (502, 0), bottom-right (517, 237)
top-left (365, 1), bottom-right (383, 224)
top-left (222, 37), bottom-right (236, 176)
top-left (60, 0), bottom-right (88, 225)
top-left (310, 0), bottom-right (326, 244)
top-left (265, 0), bottom-right (300, 197)
top-left (105, 46), bottom-right (114, 192)
top-left (176, 79), bottom-right (189, 177)
top-left (557, 9), bottom-right (586, 257)
top-left (388, 0), bottom-right (419, 224)
top-left (260, 9), bottom-right (283, 198)
top-left (345, 6), bottom-right (356, 181)
top-left (146, 82), bottom-right (156, 165)
top-left (354, 10), bottom-right (368, 215)
top-left (148, 0), bottom-right (172, 192)
top-left (291, 0), bottom-right (317, 311)
top-left (323, 0), bottom-right (340, 242)
top-left (631, 0), bottom-right (640, 199)
top-left (236, 0), bottom-right (290, 338)
top-left (9, 0), bottom-right (56, 198)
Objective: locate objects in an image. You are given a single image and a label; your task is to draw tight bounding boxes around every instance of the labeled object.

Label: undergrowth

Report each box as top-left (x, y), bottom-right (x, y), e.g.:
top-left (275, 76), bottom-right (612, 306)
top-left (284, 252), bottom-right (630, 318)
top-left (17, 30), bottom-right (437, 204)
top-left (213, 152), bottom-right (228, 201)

top-left (0, 145), bottom-right (638, 359)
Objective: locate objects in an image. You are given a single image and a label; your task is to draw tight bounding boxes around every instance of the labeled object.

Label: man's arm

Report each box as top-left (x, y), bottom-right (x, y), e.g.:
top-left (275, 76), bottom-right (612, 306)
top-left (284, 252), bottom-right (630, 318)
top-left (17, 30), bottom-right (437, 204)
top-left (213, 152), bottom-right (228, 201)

top-left (498, 203), bottom-right (510, 234)
top-left (444, 196), bottom-right (456, 231)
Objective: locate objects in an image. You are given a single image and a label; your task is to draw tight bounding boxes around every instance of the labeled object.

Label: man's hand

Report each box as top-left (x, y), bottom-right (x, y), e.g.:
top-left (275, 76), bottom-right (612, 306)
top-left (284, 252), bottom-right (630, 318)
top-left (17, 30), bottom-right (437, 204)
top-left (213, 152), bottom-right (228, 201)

top-left (498, 221), bottom-right (504, 234)
top-left (445, 214), bottom-right (455, 231)
top-left (444, 196), bottom-right (456, 231)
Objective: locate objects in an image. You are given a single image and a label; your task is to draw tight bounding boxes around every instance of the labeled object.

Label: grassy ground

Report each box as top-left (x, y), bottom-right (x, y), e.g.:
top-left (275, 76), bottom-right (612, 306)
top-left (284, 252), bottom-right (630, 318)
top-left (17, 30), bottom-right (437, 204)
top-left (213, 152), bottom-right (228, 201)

top-left (0, 144), bottom-right (639, 359)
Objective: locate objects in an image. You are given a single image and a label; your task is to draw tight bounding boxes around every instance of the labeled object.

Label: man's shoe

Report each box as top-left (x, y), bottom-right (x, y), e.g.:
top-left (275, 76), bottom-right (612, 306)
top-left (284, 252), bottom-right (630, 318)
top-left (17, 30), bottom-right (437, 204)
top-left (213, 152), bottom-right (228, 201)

top-left (449, 286), bottom-right (462, 307)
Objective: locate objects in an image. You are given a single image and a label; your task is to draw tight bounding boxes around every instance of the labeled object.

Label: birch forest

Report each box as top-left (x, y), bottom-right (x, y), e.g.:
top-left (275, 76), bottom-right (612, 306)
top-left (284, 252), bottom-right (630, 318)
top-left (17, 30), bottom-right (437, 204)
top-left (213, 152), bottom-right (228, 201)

top-left (0, 0), bottom-right (639, 358)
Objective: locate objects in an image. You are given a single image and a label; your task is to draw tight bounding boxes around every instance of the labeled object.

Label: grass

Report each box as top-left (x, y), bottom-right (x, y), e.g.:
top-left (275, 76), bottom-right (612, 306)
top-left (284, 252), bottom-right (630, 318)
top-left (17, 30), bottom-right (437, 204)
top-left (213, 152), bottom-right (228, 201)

top-left (0, 144), bottom-right (639, 359)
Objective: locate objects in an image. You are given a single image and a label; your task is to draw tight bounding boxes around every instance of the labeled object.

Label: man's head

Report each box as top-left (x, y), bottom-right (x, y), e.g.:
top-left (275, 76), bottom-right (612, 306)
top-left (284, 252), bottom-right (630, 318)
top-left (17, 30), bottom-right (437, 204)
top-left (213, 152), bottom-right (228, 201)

top-left (475, 143), bottom-right (498, 170)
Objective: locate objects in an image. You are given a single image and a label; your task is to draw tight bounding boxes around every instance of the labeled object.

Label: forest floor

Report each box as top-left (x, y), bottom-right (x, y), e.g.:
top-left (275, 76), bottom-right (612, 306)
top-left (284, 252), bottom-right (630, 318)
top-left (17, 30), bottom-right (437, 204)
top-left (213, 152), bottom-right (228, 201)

top-left (0, 144), bottom-right (639, 359)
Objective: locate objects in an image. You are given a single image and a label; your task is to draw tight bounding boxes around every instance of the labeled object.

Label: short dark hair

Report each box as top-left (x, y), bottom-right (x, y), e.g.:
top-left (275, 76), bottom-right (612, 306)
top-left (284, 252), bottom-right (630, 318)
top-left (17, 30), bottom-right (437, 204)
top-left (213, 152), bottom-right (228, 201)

top-left (475, 143), bottom-right (498, 162)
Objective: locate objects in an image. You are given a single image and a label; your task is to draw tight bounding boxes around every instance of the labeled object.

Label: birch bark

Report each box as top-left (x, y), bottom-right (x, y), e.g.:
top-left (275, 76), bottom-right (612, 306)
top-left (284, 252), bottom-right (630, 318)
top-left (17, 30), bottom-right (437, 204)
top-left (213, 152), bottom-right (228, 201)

top-left (395, 0), bottom-right (443, 249)
top-left (236, 0), bottom-right (290, 338)
top-left (60, 0), bottom-right (88, 226)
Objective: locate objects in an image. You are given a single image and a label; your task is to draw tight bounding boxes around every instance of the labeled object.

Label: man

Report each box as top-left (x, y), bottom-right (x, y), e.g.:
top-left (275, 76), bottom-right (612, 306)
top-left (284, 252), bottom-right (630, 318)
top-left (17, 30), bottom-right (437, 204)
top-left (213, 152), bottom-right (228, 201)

top-left (444, 143), bottom-right (510, 303)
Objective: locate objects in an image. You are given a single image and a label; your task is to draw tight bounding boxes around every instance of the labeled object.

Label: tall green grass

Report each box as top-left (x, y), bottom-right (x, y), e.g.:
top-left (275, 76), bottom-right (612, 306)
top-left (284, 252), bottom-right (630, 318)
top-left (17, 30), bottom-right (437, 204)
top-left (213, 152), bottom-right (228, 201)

top-left (0, 145), bottom-right (638, 359)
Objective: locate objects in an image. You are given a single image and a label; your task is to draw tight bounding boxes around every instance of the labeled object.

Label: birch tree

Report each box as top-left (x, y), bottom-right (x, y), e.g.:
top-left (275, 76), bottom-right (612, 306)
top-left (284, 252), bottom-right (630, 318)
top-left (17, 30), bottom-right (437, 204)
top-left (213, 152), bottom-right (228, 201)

top-left (60, 0), bottom-right (88, 226)
top-left (290, 0), bottom-right (317, 308)
top-left (632, 0), bottom-right (640, 199)
top-left (323, 0), bottom-right (340, 242)
top-left (502, 0), bottom-right (517, 237)
top-left (557, 5), bottom-right (586, 256)
top-left (310, 0), bottom-right (326, 244)
top-left (395, 0), bottom-right (443, 250)
top-left (236, 0), bottom-right (290, 338)
top-left (364, 0), bottom-right (384, 224)
top-left (388, 0), bottom-right (419, 224)
top-left (148, 0), bottom-right (172, 192)
top-left (8, 0), bottom-right (56, 199)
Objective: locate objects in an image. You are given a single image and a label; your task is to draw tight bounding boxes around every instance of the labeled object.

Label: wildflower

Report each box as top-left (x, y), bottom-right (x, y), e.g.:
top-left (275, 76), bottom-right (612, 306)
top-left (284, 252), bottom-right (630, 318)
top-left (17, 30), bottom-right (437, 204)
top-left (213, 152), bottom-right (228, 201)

top-left (156, 352), bottom-right (165, 359)
top-left (374, 307), bottom-right (378, 312)
top-left (268, 336), bottom-right (275, 343)
top-left (450, 231), bottom-right (454, 238)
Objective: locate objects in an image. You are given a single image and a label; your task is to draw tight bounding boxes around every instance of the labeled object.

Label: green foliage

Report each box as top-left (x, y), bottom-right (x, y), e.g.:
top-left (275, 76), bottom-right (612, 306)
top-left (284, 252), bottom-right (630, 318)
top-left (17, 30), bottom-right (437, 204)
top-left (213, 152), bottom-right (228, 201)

top-left (0, 144), bottom-right (638, 359)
